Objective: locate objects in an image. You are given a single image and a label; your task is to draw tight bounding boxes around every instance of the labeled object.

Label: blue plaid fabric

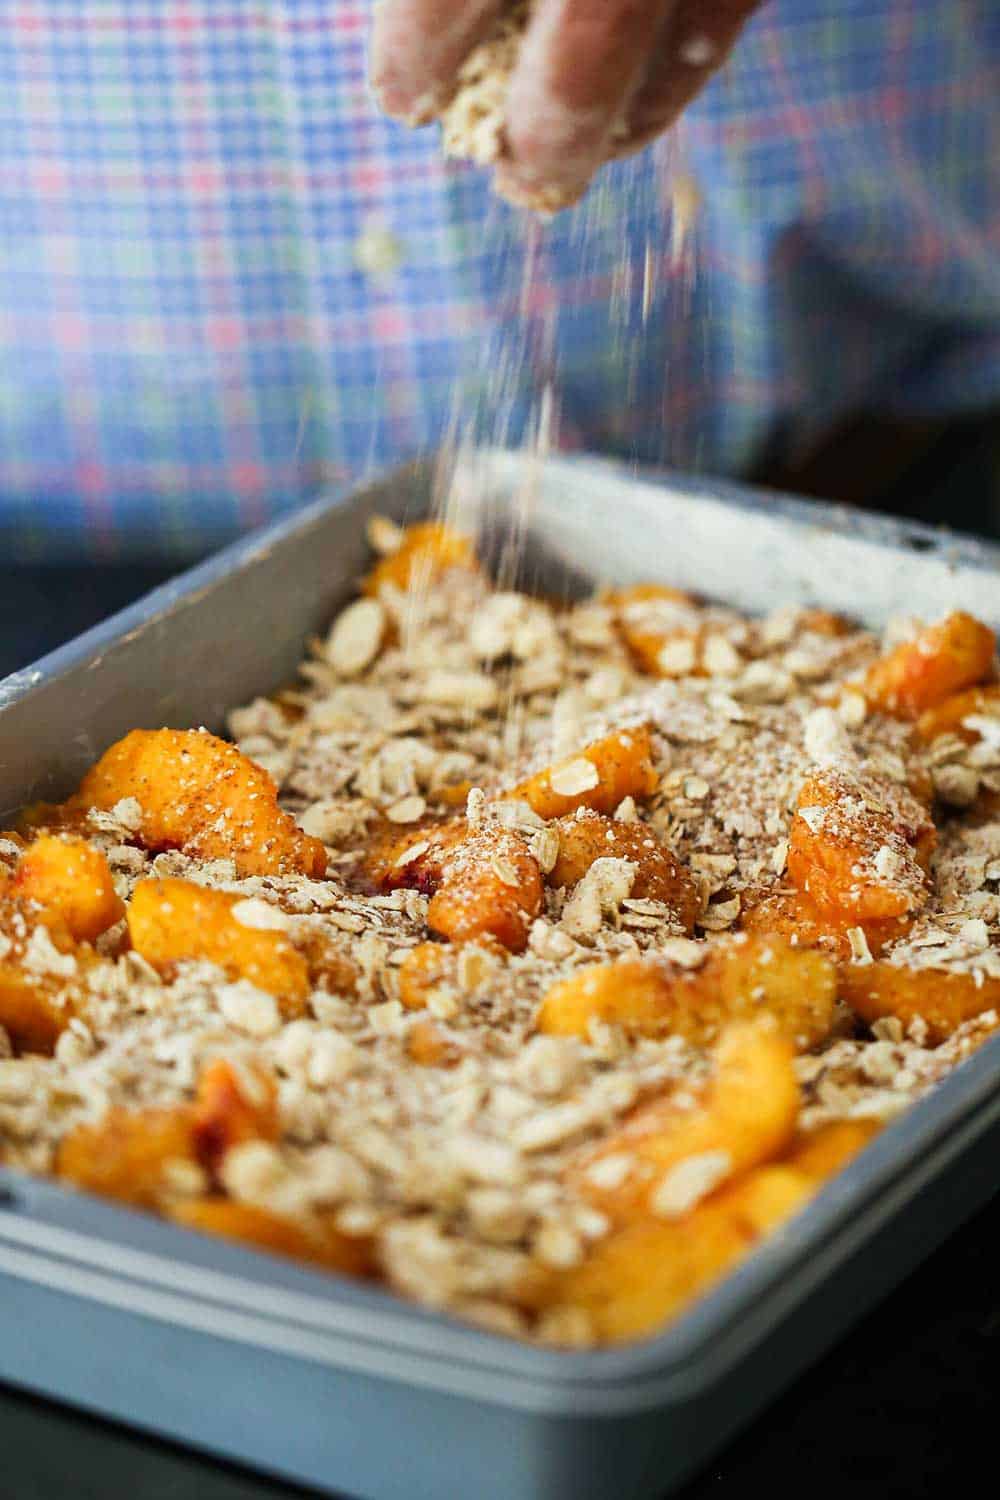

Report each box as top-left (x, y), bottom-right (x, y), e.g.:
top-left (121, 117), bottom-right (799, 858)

top-left (0, 1), bottom-right (998, 560)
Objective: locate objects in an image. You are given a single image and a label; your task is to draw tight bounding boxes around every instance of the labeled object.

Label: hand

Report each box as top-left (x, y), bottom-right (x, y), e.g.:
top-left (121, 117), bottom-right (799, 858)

top-left (371, 0), bottom-right (763, 210)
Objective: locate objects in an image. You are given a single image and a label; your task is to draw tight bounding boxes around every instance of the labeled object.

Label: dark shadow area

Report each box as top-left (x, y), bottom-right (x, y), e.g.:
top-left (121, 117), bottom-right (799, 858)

top-left (0, 562), bottom-right (184, 680)
top-left (754, 413), bottom-right (1000, 538)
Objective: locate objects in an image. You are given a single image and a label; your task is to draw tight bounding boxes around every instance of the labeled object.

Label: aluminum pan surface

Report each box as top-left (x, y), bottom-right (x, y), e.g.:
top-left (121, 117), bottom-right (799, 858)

top-left (0, 450), bottom-right (998, 1412)
top-left (463, 449), bottom-right (1000, 624)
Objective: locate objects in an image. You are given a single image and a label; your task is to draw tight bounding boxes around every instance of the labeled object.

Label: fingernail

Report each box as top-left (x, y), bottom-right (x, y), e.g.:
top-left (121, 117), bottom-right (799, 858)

top-left (405, 90), bottom-right (445, 127)
top-left (370, 74), bottom-right (443, 127)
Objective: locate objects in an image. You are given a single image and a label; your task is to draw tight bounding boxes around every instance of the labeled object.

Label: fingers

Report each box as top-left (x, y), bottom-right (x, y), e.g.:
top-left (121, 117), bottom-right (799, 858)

top-left (496, 0), bottom-right (678, 212)
top-left (370, 0), bottom-right (507, 125)
top-left (371, 0), bottom-right (763, 209)
top-left (617, 0), bottom-right (763, 153)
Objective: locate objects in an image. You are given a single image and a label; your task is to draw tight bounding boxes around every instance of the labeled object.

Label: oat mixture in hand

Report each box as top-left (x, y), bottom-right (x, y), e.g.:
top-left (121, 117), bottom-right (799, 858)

top-left (1, 517), bottom-right (998, 1346)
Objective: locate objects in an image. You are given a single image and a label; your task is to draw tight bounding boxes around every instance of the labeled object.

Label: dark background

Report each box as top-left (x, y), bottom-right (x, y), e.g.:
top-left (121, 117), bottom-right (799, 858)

top-left (1, 423), bottom-right (998, 1497)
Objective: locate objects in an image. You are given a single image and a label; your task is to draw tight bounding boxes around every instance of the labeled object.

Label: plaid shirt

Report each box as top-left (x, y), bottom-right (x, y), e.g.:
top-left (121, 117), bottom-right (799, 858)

top-left (1, 1), bottom-right (998, 560)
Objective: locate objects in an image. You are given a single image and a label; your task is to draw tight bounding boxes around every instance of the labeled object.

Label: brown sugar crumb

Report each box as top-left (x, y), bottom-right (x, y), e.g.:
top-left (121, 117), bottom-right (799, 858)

top-left (2, 528), bottom-right (997, 1348)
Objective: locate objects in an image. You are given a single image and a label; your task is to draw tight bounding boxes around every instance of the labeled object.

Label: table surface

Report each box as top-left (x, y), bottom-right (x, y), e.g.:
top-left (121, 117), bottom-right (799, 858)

top-left (1, 558), bottom-right (997, 1498)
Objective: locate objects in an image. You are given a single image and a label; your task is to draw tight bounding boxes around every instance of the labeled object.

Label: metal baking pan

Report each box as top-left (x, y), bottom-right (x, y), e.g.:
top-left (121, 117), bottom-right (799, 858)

top-left (1, 450), bottom-right (999, 1500)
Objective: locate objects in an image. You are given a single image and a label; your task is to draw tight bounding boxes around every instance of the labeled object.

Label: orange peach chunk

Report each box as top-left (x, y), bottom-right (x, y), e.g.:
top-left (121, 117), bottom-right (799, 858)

top-left (574, 1023), bottom-right (800, 1227)
top-left (537, 936), bottom-right (835, 1050)
top-left (741, 889), bottom-right (915, 961)
top-left (430, 778), bottom-right (474, 809)
top-left (548, 811), bottom-right (699, 933)
top-left (407, 1018), bottom-right (465, 1068)
top-left (398, 942), bottom-right (455, 1012)
top-left (522, 1159), bottom-right (819, 1346)
top-left (397, 939), bottom-right (500, 1012)
top-left (0, 885), bottom-right (92, 1053)
top-left (361, 819), bottom-right (541, 952)
top-left (864, 612), bottom-right (995, 719)
top-left (76, 728), bottom-right (326, 878)
top-left (521, 1198), bottom-right (748, 1344)
top-left (57, 1106), bottom-right (198, 1210)
top-left (608, 584), bottom-right (705, 677)
top-left (427, 829), bottom-right (542, 952)
top-left (0, 961), bottom-right (74, 1055)
top-left (357, 817), bottom-right (467, 895)
top-left (292, 927), bottom-right (358, 998)
top-left (838, 960), bottom-right (1000, 1045)
top-left (56, 1057), bottom-right (371, 1276)
top-left (57, 1056), bottom-right (281, 1208)
top-left (13, 835), bottom-right (123, 943)
top-left (167, 1198), bottom-right (373, 1277)
top-left (721, 1165), bottom-right (814, 1237)
top-left (127, 878), bottom-right (309, 1013)
top-left (796, 610), bottom-right (854, 638)
top-left (788, 770), bottom-right (934, 923)
top-left (363, 520), bottom-right (476, 598)
top-left (191, 1057), bottom-right (280, 1176)
top-left (915, 683), bottom-right (1000, 745)
top-left (513, 726), bottom-right (659, 820)
top-left (786, 1118), bottom-right (881, 1179)
top-left (525, 1098), bottom-right (877, 1343)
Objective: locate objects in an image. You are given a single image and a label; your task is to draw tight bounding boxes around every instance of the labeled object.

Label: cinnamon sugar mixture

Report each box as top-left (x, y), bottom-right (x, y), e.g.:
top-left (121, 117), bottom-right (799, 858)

top-left (1, 523), bottom-right (998, 1346)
